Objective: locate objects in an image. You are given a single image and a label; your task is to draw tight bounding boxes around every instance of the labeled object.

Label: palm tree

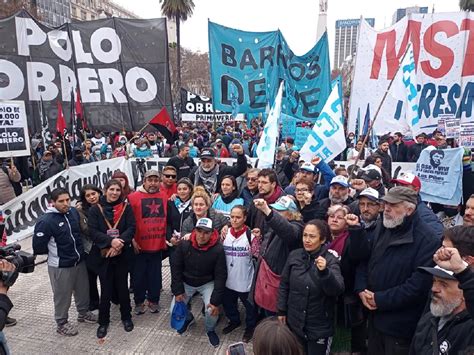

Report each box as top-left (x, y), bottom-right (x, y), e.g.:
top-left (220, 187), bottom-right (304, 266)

top-left (160, 0), bottom-right (195, 98)
top-left (460, 0), bottom-right (474, 11)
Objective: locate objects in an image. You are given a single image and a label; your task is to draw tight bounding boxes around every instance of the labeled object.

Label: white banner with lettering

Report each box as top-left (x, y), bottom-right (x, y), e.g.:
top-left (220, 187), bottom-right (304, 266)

top-left (2, 158), bottom-right (133, 243)
top-left (349, 12), bottom-right (474, 135)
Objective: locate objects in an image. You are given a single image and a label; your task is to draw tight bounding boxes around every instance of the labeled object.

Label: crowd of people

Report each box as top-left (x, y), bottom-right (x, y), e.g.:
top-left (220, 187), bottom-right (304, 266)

top-left (0, 119), bottom-right (472, 354)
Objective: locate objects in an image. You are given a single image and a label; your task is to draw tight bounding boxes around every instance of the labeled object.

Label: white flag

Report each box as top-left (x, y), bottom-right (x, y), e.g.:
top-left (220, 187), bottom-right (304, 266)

top-left (256, 83), bottom-right (283, 168)
top-left (299, 80), bottom-right (346, 162)
top-left (391, 45), bottom-right (421, 136)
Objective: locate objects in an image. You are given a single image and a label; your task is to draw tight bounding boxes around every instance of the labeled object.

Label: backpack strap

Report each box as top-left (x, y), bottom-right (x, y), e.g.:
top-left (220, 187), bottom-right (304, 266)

top-left (245, 228), bottom-right (252, 245)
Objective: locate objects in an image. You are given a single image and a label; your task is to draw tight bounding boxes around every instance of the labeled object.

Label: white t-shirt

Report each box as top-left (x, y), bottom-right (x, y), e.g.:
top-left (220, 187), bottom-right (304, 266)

top-left (91, 136), bottom-right (106, 147)
top-left (223, 229), bottom-right (255, 293)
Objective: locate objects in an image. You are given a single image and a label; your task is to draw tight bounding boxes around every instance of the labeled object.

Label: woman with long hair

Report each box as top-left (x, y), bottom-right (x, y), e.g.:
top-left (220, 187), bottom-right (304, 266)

top-left (277, 219), bottom-right (344, 354)
top-left (211, 175), bottom-right (244, 219)
top-left (88, 179), bottom-right (136, 339)
top-left (181, 186), bottom-right (228, 237)
top-left (347, 139), bottom-right (371, 161)
top-left (77, 184), bottom-right (102, 312)
top-left (111, 171), bottom-right (133, 199)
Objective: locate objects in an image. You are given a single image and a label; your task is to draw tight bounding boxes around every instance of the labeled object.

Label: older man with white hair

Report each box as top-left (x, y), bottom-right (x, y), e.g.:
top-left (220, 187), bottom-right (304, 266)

top-left (351, 186), bottom-right (441, 355)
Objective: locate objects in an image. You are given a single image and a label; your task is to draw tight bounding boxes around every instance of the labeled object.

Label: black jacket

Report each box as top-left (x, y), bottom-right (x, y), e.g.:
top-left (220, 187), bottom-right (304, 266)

top-left (171, 231), bottom-right (227, 306)
top-left (407, 143), bottom-right (428, 162)
top-left (410, 309), bottom-right (474, 355)
top-left (166, 199), bottom-right (193, 241)
top-left (389, 141), bottom-right (408, 162)
top-left (259, 211), bottom-right (304, 276)
top-left (457, 267), bottom-right (474, 319)
top-left (166, 155), bottom-right (196, 181)
top-left (374, 148), bottom-right (392, 177)
top-left (298, 198), bottom-right (320, 223)
top-left (353, 213), bottom-right (441, 339)
top-left (277, 246), bottom-right (344, 341)
top-left (33, 207), bottom-right (85, 268)
top-left (87, 197), bottom-right (136, 271)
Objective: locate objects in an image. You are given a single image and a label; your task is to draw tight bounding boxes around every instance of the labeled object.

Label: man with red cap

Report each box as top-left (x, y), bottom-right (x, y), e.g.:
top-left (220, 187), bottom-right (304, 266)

top-left (392, 172), bottom-right (443, 236)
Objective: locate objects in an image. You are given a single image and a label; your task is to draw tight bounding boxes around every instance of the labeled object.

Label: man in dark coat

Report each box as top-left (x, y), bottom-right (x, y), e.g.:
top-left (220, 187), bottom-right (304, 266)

top-left (410, 251), bottom-right (473, 355)
top-left (188, 145), bottom-right (247, 195)
top-left (407, 133), bottom-right (429, 162)
top-left (313, 175), bottom-right (355, 220)
top-left (350, 186), bottom-right (441, 355)
top-left (373, 139), bottom-right (392, 178)
top-left (389, 132), bottom-right (408, 162)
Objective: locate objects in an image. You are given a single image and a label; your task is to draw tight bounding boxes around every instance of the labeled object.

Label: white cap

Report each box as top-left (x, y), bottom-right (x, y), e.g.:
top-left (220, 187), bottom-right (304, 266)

top-left (330, 175), bottom-right (349, 188)
top-left (358, 187), bottom-right (380, 201)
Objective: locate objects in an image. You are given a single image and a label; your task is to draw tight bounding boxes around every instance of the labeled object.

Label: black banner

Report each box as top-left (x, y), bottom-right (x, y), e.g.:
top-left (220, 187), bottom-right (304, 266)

top-left (0, 11), bottom-right (173, 132)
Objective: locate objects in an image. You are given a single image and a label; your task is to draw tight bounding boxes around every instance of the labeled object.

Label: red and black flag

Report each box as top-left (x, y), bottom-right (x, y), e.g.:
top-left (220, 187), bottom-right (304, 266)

top-left (148, 107), bottom-right (177, 143)
top-left (75, 88), bottom-right (88, 130)
top-left (56, 100), bottom-right (66, 135)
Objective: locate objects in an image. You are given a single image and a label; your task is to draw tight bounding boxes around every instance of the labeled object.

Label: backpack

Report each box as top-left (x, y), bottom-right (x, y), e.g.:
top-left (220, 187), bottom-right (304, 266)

top-left (2, 167), bottom-right (22, 197)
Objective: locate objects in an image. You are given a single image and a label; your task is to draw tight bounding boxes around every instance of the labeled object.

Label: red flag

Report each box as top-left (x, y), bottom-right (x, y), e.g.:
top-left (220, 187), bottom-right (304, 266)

top-left (148, 107), bottom-right (177, 143)
top-left (56, 100), bottom-right (66, 134)
top-left (75, 88), bottom-right (87, 130)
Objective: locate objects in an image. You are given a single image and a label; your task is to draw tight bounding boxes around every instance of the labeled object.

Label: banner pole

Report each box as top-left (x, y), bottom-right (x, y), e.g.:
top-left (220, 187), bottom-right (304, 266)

top-left (349, 43), bottom-right (412, 181)
top-left (62, 137), bottom-right (69, 169)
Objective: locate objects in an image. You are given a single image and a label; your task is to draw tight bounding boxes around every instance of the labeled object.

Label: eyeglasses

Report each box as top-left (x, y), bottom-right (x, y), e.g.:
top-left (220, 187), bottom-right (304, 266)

top-left (164, 174), bottom-right (177, 179)
top-left (246, 177), bottom-right (258, 182)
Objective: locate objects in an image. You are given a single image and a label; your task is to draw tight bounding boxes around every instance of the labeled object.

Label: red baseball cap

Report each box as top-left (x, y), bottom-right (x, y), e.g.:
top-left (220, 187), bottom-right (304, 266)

top-left (391, 172), bottom-right (421, 190)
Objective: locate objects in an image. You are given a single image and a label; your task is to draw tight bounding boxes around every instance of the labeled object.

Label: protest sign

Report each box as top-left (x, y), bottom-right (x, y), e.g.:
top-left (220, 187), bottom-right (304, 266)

top-left (444, 118), bottom-right (461, 139)
top-left (349, 12), bottom-right (474, 135)
top-left (294, 127), bottom-right (311, 150)
top-left (415, 147), bottom-right (463, 205)
top-left (208, 21), bottom-right (331, 121)
top-left (0, 11), bottom-right (172, 132)
top-left (299, 80), bottom-right (347, 162)
top-left (0, 100), bottom-right (30, 157)
top-left (2, 157), bottom-right (132, 243)
top-left (281, 113), bottom-right (297, 139)
top-left (180, 88), bottom-right (244, 122)
top-left (459, 123), bottom-right (474, 148)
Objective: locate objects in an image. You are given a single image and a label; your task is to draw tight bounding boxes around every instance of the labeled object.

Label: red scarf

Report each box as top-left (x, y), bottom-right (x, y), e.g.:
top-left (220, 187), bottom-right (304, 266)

top-left (263, 186), bottom-right (284, 204)
top-left (190, 229), bottom-right (219, 251)
top-left (229, 225), bottom-right (248, 238)
top-left (328, 230), bottom-right (349, 256)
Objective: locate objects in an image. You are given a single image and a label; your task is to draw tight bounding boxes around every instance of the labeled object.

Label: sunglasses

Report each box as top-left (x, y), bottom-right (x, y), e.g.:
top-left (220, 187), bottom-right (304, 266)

top-left (164, 174), bottom-right (177, 179)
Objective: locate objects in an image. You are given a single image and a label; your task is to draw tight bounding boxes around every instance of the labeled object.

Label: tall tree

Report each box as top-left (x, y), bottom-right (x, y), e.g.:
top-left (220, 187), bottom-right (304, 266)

top-left (160, 0), bottom-right (195, 105)
top-left (460, 0), bottom-right (474, 11)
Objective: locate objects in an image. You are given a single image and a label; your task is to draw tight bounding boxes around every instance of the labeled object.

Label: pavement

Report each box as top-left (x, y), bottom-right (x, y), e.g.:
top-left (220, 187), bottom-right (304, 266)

top-left (4, 238), bottom-right (254, 354)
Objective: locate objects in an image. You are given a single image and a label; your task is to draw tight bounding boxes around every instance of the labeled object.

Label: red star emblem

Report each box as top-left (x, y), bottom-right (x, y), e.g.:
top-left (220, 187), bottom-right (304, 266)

top-left (146, 200), bottom-right (161, 214)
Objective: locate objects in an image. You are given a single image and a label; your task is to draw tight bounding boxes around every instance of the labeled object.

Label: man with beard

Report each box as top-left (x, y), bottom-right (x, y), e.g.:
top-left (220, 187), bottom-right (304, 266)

top-left (313, 175), bottom-right (354, 220)
top-left (407, 133), bottom-right (429, 162)
top-left (389, 132), bottom-right (408, 162)
top-left (464, 195), bottom-right (474, 226)
top-left (410, 254), bottom-right (473, 354)
top-left (38, 150), bottom-right (63, 182)
top-left (167, 144), bottom-right (196, 181)
top-left (392, 172), bottom-right (443, 236)
top-left (352, 186), bottom-right (441, 355)
top-left (189, 146), bottom-right (247, 195)
top-left (374, 139), bottom-right (392, 178)
top-left (246, 169), bottom-right (285, 231)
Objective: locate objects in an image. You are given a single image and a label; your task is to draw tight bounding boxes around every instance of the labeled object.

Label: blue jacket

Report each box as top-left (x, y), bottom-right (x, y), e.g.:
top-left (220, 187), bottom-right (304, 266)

top-left (353, 212), bottom-right (441, 339)
top-left (33, 207), bottom-right (85, 268)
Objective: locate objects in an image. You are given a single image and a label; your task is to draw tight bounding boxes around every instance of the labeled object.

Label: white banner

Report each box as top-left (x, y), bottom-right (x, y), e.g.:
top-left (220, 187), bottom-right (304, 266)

top-left (2, 157), bottom-right (133, 243)
top-left (181, 113), bottom-right (245, 122)
top-left (349, 12), bottom-right (474, 135)
top-left (0, 100), bottom-right (31, 157)
top-left (299, 79), bottom-right (346, 162)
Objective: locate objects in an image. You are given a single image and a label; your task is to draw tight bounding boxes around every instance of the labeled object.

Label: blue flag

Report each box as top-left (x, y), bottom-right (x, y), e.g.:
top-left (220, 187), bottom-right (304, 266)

top-left (208, 21), bottom-right (331, 122)
top-left (362, 103), bottom-right (370, 136)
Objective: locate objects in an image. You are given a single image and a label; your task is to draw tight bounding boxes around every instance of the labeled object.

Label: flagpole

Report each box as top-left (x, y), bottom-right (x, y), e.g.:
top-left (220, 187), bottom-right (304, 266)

top-left (350, 43), bottom-right (412, 180)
